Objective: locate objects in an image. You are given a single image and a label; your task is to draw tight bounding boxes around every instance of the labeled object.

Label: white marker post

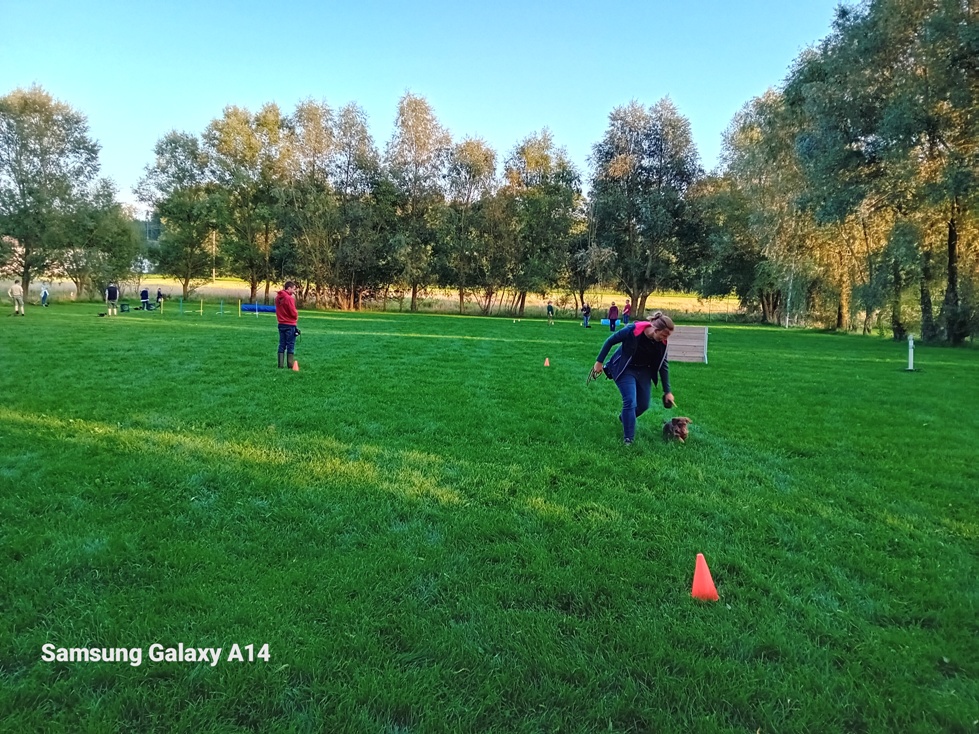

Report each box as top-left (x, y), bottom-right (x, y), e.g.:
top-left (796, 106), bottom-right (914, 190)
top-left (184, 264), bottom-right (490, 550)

top-left (907, 334), bottom-right (915, 371)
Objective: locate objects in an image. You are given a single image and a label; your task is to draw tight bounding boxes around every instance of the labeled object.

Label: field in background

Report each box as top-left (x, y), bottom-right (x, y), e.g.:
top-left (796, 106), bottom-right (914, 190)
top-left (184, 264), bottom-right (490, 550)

top-left (5, 277), bottom-right (743, 322)
top-left (1, 305), bottom-right (976, 732)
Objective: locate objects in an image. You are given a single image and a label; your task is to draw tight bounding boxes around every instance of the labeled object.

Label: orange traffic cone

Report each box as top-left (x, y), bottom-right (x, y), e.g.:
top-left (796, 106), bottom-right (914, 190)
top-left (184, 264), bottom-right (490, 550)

top-left (691, 553), bottom-right (719, 601)
top-left (292, 360), bottom-right (300, 372)
top-left (544, 358), bottom-right (550, 367)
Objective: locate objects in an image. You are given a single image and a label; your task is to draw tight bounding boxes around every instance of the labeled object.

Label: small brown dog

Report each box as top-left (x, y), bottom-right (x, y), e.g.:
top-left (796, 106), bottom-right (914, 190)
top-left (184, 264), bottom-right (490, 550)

top-left (662, 417), bottom-right (692, 443)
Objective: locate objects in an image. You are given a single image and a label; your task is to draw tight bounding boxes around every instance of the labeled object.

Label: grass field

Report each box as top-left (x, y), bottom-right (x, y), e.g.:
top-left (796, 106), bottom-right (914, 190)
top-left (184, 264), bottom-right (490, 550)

top-left (1, 304), bottom-right (976, 733)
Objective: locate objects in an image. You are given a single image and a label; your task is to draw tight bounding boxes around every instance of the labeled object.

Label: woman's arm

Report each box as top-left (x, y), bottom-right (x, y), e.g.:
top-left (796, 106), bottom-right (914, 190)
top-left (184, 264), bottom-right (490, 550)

top-left (596, 328), bottom-right (629, 363)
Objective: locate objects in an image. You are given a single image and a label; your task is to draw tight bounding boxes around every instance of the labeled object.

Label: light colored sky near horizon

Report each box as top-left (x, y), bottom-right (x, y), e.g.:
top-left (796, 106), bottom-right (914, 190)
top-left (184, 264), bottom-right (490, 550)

top-left (1, 0), bottom-right (843, 206)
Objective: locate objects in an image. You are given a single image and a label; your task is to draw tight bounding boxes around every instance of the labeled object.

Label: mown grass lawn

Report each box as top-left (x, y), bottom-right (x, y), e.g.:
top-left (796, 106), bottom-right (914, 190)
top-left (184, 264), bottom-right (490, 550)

top-left (1, 304), bottom-right (976, 733)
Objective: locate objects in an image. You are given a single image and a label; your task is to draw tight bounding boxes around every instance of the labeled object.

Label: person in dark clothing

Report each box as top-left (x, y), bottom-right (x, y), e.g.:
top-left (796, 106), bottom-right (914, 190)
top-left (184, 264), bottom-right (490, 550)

top-left (607, 302), bottom-right (619, 332)
top-left (105, 283), bottom-right (120, 316)
top-left (546, 300), bottom-right (555, 326)
top-left (591, 311), bottom-right (676, 445)
top-left (156, 288), bottom-right (164, 306)
top-left (582, 302), bottom-right (591, 328)
top-left (140, 287), bottom-right (150, 310)
top-left (622, 299), bottom-right (631, 325)
top-left (274, 281), bottom-right (299, 369)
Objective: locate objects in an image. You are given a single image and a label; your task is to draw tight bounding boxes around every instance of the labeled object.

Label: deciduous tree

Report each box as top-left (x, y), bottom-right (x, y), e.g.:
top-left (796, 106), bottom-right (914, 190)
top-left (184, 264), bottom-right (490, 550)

top-left (590, 99), bottom-right (701, 317)
top-left (0, 86), bottom-right (100, 293)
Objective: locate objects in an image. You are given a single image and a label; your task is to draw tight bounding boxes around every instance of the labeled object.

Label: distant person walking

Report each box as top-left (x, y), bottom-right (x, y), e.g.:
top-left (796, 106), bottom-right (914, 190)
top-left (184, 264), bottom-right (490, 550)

top-left (8, 280), bottom-right (24, 316)
top-left (40, 285), bottom-right (49, 307)
top-left (582, 302), bottom-right (591, 328)
top-left (607, 302), bottom-right (619, 332)
top-left (156, 288), bottom-right (164, 306)
top-left (622, 299), bottom-right (631, 325)
top-left (275, 280), bottom-right (299, 369)
top-left (105, 282), bottom-right (120, 316)
top-left (546, 300), bottom-right (554, 326)
top-left (140, 287), bottom-right (150, 310)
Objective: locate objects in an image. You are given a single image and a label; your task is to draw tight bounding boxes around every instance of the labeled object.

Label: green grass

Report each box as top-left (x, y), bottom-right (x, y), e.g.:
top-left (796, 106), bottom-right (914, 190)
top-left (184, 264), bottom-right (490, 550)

top-left (1, 304), bottom-right (976, 733)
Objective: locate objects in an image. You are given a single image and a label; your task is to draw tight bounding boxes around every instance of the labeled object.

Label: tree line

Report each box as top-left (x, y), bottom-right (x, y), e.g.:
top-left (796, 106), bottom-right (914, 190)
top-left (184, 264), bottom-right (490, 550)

top-left (2, 0), bottom-right (976, 341)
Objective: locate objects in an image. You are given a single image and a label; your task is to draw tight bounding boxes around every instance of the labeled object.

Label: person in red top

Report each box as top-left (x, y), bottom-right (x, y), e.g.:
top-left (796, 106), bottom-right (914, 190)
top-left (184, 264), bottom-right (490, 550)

top-left (607, 302), bottom-right (619, 332)
top-left (274, 281), bottom-right (299, 369)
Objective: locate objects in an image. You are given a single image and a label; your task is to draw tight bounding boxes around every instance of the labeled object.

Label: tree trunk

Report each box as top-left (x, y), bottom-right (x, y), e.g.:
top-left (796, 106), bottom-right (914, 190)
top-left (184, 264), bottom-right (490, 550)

top-left (410, 282), bottom-right (419, 312)
top-left (20, 265), bottom-right (32, 299)
top-left (890, 259), bottom-right (906, 341)
top-left (837, 250), bottom-right (850, 331)
top-left (70, 276), bottom-right (85, 300)
top-left (478, 287), bottom-right (493, 316)
top-left (919, 249), bottom-right (938, 342)
top-left (517, 291), bottom-right (527, 318)
top-left (760, 290), bottom-right (779, 324)
top-left (940, 213), bottom-right (966, 344)
top-left (637, 293), bottom-right (649, 318)
top-left (862, 310), bottom-right (874, 336)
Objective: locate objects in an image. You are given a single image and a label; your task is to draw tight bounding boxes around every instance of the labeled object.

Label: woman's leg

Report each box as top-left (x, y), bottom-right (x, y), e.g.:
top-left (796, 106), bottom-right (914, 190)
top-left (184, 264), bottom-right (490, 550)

top-left (634, 369), bottom-right (652, 419)
top-left (615, 370), bottom-right (639, 443)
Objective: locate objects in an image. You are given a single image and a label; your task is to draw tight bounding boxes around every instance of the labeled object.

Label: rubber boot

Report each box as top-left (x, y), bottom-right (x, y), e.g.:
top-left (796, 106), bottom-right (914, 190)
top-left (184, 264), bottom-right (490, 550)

top-left (287, 353), bottom-right (295, 369)
top-left (278, 353), bottom-right (285, 369)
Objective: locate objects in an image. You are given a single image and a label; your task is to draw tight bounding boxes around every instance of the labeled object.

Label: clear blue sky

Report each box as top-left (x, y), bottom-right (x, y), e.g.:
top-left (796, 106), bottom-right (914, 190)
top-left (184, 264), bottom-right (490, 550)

top-left (1, 0), bottom-right (843, 205)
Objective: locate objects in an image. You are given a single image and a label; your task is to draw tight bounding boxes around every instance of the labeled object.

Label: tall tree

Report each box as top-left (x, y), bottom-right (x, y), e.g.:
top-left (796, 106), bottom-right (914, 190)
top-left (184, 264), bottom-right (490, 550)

top-left (590, 99), bottom-right (701, 316)
top-left (282, 99), bottom-right (340, 306)
top-left (332, 103), bottom-right (387, 310)
top-left (785, 0), bottom-right (979, 342)
top-left (504, 129), bottom-right (580, 316)
top-left (206, 103), bottom-right (289, 302)
top-left (446, 137), bottom-right (497, 312)
top-left (136, 131), bottom-right (216, 299)
top-left (384, 92), bottom-right (451, 310)
top-left (0, 86), bottom-right (101, 293)
top-left (716, 91), bottom-right (825, 325)
top-left (58, 180), bottom-right (142, 298)
top-left (694, 174), bottom-right (783, 321)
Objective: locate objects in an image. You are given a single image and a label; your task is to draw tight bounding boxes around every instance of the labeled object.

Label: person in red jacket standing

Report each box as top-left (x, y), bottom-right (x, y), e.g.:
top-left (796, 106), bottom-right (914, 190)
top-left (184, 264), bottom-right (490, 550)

top-left (274, 281), bottom-right (299, 369)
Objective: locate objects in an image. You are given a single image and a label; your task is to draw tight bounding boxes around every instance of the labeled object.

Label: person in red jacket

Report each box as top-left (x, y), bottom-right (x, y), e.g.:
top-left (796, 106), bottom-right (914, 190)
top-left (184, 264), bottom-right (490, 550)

top-left (274, 281), bottom-right (299, 369)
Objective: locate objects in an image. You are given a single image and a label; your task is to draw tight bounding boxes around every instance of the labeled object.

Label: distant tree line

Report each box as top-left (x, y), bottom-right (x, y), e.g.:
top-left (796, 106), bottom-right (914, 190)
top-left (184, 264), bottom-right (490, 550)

top-left (1, 0), bottom-right (976, 341)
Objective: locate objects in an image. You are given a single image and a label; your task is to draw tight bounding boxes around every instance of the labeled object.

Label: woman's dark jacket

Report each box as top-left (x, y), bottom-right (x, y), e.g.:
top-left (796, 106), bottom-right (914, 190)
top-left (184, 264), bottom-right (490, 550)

top-left (596, 321), bottom-right (671, 392)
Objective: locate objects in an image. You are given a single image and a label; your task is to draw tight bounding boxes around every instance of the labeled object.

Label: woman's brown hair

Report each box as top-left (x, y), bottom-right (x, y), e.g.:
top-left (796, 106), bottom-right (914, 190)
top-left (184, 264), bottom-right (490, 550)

top-left (649, 311), bottom-right (674, 331)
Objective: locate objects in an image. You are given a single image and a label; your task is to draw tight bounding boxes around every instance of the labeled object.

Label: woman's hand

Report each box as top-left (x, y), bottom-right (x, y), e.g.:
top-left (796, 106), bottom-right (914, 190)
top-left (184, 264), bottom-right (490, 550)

top-left (663, 393), bottom-right (676, 409)
top-left (592, 361), bottom-right (605, 379)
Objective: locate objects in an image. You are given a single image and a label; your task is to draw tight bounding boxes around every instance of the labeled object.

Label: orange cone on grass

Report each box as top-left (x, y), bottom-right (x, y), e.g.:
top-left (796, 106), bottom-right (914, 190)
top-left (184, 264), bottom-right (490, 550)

top-left (692, 553), bottom-right (719, 601)
top-left (292, 360), bottom-right (300, 372)
top-left (544, 358), bottom-right (550, 367)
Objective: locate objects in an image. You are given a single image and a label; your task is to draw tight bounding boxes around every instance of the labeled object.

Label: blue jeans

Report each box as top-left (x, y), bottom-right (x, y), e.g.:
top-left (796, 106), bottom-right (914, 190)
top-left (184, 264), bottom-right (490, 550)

top-left (622, 314), bottom-right (630, 325)
top-left (277, 324), bottom-right (297, 354)
top-left (615, 366), bottom-right (652, 442)
top-left (583, 315), bottom-right (590, 327)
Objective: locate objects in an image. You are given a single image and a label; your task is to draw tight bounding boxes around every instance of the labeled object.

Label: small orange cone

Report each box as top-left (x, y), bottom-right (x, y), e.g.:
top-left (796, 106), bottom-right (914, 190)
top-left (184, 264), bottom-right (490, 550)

top-left (292, 360), bottom-right (300, 372)
top-left (692, 553), bottom-right (719, 601)
top-left (544, 358), bottom-right (550, 367)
